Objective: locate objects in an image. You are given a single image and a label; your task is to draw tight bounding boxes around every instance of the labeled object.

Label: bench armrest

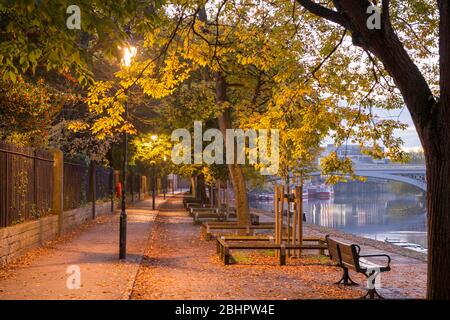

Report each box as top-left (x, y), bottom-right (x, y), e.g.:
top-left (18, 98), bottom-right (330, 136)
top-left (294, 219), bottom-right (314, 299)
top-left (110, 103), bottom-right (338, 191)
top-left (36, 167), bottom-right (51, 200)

top-left (359, 254), bottom-right (391, 267)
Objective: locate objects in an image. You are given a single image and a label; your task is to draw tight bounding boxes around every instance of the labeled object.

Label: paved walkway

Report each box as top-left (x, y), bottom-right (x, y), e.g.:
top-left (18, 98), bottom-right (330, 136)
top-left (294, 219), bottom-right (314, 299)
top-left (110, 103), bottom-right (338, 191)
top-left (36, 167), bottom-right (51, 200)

top-left (131, 196), bottom-right (426, 299)
top-left (0, 195), bottom-right (170, 300)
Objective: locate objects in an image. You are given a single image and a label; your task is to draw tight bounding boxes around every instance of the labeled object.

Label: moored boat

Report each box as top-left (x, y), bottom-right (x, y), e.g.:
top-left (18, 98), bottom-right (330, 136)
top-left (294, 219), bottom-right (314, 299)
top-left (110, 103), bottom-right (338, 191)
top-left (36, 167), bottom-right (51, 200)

top-left (384, 237), bottom-right (428, 253)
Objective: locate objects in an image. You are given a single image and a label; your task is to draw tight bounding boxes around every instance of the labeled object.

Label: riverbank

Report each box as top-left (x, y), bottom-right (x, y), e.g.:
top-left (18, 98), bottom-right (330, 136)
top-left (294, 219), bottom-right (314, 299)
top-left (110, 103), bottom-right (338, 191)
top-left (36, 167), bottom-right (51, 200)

top-left (305, 224), bottom-right (427, 262)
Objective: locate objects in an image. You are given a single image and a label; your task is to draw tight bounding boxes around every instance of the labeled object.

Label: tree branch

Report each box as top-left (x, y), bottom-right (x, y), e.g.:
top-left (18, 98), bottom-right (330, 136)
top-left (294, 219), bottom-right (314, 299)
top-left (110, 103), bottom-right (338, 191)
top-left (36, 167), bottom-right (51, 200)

top-left (296, 0), bottom-right (352, 29)
top-left (304, 29), bottom-right (347, 84)
top-left (382, 0), bottom-right (391, 29)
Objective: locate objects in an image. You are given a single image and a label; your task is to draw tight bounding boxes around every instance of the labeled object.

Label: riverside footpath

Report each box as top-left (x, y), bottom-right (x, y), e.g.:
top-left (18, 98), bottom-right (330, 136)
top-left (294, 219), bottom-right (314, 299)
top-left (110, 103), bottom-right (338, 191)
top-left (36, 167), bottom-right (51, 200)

top-left (0, 195), bottom-right (170, 300)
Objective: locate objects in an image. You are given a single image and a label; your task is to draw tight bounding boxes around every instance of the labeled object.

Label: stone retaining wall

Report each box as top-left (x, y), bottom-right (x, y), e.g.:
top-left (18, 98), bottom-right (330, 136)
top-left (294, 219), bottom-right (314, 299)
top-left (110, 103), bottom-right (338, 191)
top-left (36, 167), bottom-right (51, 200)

top-left (0, 202), bottom-right (114, 265)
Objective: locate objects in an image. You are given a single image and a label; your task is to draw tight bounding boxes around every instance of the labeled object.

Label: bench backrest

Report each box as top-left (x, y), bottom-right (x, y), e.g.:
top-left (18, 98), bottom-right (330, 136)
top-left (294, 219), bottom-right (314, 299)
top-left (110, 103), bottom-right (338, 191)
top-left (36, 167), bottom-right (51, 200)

top-left (183, 197), bottom-right (201, 204)
top-left (326, 236), bottom-right (341, 264)
top-left (325, 235), bottom-right (360, 270)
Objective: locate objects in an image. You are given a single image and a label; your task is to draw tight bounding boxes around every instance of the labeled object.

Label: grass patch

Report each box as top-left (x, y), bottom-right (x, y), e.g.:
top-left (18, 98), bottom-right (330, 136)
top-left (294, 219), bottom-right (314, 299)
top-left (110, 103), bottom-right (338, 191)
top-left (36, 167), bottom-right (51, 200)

top-left (261, 249), bottom-right (276, 257)
top-left (231, 251), bottom-right (251, 263)
top-left (231, 249), bottom-right (276, 263)
top-left (300, 254), bottom-right (333, 265)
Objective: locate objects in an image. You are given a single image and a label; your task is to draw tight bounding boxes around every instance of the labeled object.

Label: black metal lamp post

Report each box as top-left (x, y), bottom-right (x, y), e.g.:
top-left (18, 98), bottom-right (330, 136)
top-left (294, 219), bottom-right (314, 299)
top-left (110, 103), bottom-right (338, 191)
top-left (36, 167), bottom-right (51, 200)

top-left (172, 174), bottom-right (175, 195)
top-left (163, 156), bottom-right (167, 199)
top-left (119, 94), bottom-right (128, 259)
top-left (119, 46), bottom-right (137, 260)
top-left (152, 163), bottom-right (156, 210)
top-left (163, 176), bottom-right (166, 199)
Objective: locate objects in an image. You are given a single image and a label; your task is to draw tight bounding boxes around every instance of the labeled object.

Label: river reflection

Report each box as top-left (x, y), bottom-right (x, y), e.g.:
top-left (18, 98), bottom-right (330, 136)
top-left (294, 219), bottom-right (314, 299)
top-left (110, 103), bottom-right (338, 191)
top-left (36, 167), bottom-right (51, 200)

top-left (250, 191), bottom-right (428, 248)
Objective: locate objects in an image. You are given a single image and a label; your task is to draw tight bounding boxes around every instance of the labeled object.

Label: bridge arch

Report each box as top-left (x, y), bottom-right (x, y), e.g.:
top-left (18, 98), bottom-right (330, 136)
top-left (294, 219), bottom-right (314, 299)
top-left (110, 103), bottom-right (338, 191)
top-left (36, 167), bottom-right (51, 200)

top-left (352, 171), bottom-right (426, 192)
top-left (308, 171), bottom-right (426, 192)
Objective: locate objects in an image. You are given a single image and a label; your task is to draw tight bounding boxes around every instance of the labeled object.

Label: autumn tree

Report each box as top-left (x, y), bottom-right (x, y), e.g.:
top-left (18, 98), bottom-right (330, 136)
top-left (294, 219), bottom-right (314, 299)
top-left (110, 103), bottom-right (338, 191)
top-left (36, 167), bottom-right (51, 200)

top-left (295, 0), bottom-right (447, 300)
top-left (0, 79), bottom-right (70, 146)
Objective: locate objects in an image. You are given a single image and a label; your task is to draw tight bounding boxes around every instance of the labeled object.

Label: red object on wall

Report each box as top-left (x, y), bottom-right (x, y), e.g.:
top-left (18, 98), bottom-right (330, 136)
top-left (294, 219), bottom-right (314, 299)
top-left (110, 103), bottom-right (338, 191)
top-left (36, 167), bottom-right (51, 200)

top-left (116, 182), bottom-right (122, 198)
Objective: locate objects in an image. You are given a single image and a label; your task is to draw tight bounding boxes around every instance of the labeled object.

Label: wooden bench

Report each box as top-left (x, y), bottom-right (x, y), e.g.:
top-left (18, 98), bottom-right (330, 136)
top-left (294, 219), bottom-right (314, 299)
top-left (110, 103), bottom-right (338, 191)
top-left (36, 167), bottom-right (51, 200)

top-left (224, 207), bottom-right (237, 217)
top-left (183, 197), bottom-right (202, 208)
top-left (216, 237), bottom-right (327, 265)
top-left (185, 202), bottom-right (204, 210)
top-left (326, 235), bottom-right (391, 299)
top-left (192, 209), bottom-right (225, 224)
top-left (216, 235), bottom-right (326, 254)
top-left (201, 222), bottom-right (275, 240)
top-left (189, 206), bottom-right (218, 217)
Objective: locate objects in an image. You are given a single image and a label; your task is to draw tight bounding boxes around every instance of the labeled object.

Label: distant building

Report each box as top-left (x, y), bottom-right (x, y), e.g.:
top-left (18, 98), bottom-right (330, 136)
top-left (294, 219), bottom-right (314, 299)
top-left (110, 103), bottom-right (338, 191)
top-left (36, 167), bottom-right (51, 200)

top-left (321, 144), bottom-right (390, 165)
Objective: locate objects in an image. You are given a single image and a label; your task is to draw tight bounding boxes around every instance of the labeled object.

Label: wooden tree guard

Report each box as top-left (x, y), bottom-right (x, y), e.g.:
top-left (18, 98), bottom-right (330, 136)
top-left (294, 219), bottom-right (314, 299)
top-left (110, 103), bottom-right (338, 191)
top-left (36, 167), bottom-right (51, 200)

top-left (294, 185), bottom-right (303, 257)
top-left (279, 185), bottom-right (284, 245)
top-left (274, 183), bottom-right (304, 258)
top-left (209, 184), bottom-right (214, 207)
top-left (274, 183), bottom-right (279, 257)
top-left (286, 186), bottom-right (291, 256)
top-left (217, 180), bottom-right (222, 218)
top-left (274, 184), bottom-right (285, 258)
top-left (217, 180), bottom-right (221, 208)
top-left (292, 192), bottom-right (298, 257)
top-left (225, 180), bottom-right (230, 216)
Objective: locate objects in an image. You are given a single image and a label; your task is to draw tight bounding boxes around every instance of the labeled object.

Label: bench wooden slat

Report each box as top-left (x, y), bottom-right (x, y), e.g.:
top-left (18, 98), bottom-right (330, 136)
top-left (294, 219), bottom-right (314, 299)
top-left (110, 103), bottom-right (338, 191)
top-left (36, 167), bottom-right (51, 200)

top-left (326, 237), bottom-right (341, 264)
top-left (219, 236), bottom-right (322, 242)
top-left (205, 221), bottom-right (274, 226)
top-left (224, 242), bottom-right (327, 250)
top-left (191, 207), bottom-right (218, 212)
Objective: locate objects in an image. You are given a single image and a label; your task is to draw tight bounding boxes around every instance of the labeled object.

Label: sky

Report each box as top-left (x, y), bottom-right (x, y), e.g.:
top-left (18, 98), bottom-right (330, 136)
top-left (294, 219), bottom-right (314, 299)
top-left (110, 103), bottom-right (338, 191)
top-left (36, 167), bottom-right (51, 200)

top-left (378, 107), bottom-right (423, 151)
top-left (325, 104), bottom-right (423, 152)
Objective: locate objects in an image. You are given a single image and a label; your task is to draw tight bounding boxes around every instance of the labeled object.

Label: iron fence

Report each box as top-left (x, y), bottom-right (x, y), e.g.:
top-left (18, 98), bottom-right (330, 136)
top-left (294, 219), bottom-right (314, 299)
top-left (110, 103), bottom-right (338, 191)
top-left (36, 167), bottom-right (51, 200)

top-left (0, 142), bottom-right (54, 227)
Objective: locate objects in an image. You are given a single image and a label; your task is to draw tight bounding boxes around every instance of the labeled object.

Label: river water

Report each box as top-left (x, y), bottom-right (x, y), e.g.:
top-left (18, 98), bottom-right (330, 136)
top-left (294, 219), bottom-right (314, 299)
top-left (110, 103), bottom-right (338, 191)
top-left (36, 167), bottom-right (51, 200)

top-left (250, 187), bottom-right (428, 249)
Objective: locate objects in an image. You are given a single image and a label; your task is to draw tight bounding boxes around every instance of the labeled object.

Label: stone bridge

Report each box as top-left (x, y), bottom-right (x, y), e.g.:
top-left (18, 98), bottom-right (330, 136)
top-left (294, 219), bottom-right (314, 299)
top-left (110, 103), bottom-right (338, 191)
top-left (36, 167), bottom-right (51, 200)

top-left (309, 164), bottom-right (426, 192)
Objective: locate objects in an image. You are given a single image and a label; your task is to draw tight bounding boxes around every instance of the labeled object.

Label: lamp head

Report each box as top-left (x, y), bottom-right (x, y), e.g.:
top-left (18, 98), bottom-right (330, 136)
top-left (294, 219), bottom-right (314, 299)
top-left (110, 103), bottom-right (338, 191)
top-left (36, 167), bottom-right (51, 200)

top-left (120, 45), bottom-right (137, 67)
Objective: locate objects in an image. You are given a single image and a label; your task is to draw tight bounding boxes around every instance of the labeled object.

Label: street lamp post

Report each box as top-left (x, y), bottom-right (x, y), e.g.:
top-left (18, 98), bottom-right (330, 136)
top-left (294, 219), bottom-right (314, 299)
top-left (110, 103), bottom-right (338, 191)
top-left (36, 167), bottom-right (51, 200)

top-left (119, 94), bottom-right (128, 259)
top-left (163, 155), bottom-right (167, 200)
top-left (119, 45), bottom-right (137, 260)
top-left (148, 135), bottom-right (158, 210)
top-left (163, 176), bottom-right (166, 199)
top-left (152, 164), bottom-right (156, 210)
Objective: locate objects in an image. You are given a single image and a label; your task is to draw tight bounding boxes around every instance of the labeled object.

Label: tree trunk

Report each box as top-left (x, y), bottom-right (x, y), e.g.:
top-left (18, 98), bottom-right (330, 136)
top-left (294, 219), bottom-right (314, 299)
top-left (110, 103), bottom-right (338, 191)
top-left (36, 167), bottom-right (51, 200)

top-left (196, 173), bottom-right (208, 203)
top-left (424, 1), bottom-right (450, 299)
top-left (216, 73), bottom-right (250, 226)
top-left (190, 176), bottom-right (196, 198)
top-left (224, 161), bottom-right (250, 226)
top-left (424, 137), bottom-right (450, 299)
